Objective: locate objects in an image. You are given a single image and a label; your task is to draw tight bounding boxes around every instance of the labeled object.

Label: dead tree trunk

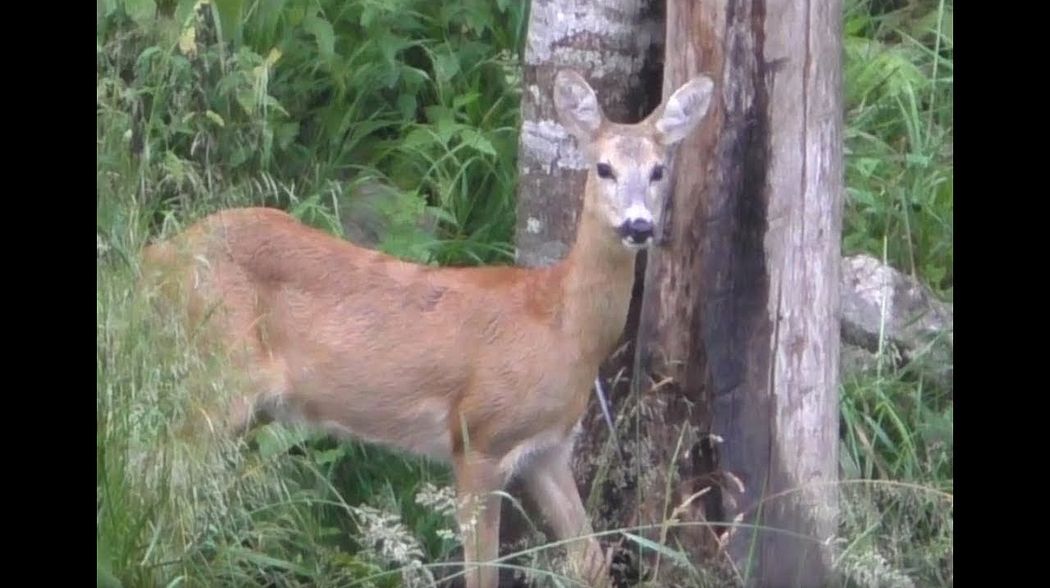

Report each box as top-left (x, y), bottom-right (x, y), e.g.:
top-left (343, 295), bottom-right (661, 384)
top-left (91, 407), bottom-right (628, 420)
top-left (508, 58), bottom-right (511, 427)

top-left (627, 0), bottom-right (844, 586)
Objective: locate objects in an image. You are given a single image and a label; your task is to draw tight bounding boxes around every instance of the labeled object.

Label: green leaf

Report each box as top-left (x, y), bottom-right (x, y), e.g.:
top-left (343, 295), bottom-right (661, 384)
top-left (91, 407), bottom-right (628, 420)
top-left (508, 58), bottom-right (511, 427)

top-left (848, 188), bottom-right (877, 209)
top-left (855, 157), bottom-right (881, 178)
top-left (276, 121), bottom-right (299, 149)
top-left (433, 52), bottom-right (460, 84)
top-left (906, 153), bottom-right (931, 168)
top-left (452, 92), bottom-right (480, 111)
top-left (98, 0), bottom-right (120, 19)
top-left (360, 4), bottom-right (379, 29)
top-left (124, 0), bottom-right (156, 26)
top-left (302, 15), bottom-right (335, 60)
top-left (97, 562), bottom-right (123, 588)
top-left (847, 39), bottom-right (928, 106)
top-left (403, 128), bottom-right (435, 151)
top-left (910, 7), bottom-right (945, 42)
top-left (175, 0), bottom-right (201, 26)
top-left (262, 126), bottom-right (275, 164)
top-left (230, 145), bottom-right (251, 168)
top-left (424, 106), bottom-right (459, 145)
top-left (840, 439), bottom-right (862, 479)
top-left (845, 15), bottom-right (869, 37)
top-left (235, 86), bottom-right (255, 114)
top-left (426, 205), bottom-right (458, 226)
top-left (213, 0), bottom-right (245, 44)
top-left (465, 6), bottom-right (493, 35)
top-left (313, 448), bottom-right (345, 466)
top-left (923, 264), bottom-right (946, 289)
top-left (398, 94), bottom-right (418, 121)
top-left (205, 110), bottom-right (225, 128)
top-left (400, 66), bottom-right (431, 89)
top-left (436, 119), bottom-right (459, 145)
top-left (377, 32), bottom-right (411, 66)
top-left (254, 424), bottom-right (311, 459)
top-left (459, 128), bottom-right (496, 156)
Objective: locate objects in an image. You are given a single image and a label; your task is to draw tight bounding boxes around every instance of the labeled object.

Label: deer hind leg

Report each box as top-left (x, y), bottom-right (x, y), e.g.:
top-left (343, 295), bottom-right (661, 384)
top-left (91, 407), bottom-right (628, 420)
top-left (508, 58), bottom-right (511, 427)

top-left (521, 440), bottom-right (612, 588)
top-left (453, 452), bottom-right (504, 588)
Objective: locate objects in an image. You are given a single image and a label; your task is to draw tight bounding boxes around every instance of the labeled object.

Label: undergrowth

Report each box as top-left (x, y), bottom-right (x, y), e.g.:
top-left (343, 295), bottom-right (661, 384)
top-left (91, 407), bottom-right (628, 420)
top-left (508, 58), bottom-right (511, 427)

top-left (97, 0), bottom-right (952, 586)
top-left (836, 1), bottom-right (952, 586)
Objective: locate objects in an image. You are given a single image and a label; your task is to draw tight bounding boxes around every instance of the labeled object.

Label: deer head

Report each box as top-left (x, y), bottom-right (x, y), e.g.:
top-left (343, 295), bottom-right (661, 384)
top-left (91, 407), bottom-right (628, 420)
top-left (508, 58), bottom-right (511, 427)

top-left (554, 69), bottom-right (715, 250)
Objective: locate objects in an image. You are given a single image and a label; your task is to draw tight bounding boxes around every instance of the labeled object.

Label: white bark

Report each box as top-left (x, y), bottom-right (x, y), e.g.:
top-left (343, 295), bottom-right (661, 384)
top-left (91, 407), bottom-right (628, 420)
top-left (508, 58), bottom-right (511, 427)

top-left (515, 0), bottom-right (664, 267)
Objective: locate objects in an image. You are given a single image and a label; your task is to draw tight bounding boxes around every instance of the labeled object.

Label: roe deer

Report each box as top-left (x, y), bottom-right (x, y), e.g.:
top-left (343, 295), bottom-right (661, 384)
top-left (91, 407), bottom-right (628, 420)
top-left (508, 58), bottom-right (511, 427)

top-left (140, 69), bottom-right (714, 588)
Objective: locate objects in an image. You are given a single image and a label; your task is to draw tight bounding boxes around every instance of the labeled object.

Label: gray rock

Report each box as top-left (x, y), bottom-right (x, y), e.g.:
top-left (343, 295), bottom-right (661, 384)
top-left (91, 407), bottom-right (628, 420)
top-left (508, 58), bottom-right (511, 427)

top-left (839, 254), bottom-right (953, 389)
top-left (339, 178), bottom-right (394, 248)
top-left (841, 342), bottom-right (883, 378)
top-left (338, 176), bottom-right (440, 252)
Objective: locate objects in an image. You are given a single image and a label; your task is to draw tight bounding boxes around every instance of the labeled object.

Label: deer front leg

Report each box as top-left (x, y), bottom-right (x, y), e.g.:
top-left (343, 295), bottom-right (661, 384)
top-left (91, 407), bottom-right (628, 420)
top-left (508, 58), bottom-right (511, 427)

top-left (522, 442), bottom-right (611, 588)
top-left (454, 451), bottom-right (504, 588)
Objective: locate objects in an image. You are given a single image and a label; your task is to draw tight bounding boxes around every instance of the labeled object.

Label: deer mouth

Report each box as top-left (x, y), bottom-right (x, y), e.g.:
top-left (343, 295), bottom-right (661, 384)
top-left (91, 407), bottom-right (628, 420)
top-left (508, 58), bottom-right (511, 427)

top-left (621, 236), bottom-right (653, 251)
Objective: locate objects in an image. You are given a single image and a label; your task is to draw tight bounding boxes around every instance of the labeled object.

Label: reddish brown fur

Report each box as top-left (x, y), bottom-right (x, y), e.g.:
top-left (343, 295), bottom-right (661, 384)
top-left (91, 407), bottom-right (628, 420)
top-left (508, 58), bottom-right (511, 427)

top-left (139, 70), bottom-right (714, 588)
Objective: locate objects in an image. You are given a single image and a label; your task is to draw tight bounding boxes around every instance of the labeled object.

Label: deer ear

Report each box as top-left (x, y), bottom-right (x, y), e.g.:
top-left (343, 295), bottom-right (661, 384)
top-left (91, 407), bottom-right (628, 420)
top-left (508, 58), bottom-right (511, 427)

top-left (554, 70), bottom-right (604, 142)
top-left (654, 75), bottom-right (714, 146)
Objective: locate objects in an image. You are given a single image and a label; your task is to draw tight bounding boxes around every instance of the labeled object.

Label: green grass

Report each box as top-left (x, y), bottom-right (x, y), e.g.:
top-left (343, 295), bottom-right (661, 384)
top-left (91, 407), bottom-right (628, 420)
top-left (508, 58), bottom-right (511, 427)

top-left (97, 0), bottom-right (952, 586)
top-left (835, 2), bottom-right (953, 586)
top-left (843, 0), bottom-right (953, 299)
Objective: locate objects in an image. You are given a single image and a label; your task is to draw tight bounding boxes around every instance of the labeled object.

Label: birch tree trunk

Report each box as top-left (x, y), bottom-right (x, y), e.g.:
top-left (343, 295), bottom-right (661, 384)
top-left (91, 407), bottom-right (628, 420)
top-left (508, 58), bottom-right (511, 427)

top-left (627, 0), bottom-right (844, 585)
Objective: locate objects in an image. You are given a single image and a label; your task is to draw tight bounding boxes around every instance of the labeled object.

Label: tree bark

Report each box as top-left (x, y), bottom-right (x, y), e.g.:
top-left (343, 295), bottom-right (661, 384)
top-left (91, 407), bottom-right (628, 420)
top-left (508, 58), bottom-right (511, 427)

top-left (627, 0), bottom-right (844, 586)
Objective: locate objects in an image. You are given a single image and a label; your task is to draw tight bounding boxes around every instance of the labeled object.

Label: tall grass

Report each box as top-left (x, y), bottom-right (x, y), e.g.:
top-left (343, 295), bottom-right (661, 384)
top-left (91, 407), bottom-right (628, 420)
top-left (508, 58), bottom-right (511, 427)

top-left (835, 2), bottom-right (953, 586)
top-left (842, 0), bottom-right (953, 298)
top-left (97, 0), bottom-right (952, 586)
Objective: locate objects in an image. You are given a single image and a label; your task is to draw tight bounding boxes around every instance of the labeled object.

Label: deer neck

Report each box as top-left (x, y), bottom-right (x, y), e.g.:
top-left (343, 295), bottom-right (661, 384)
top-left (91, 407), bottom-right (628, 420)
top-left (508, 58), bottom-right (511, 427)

top-left (558, 183), bottom-right (638, 364)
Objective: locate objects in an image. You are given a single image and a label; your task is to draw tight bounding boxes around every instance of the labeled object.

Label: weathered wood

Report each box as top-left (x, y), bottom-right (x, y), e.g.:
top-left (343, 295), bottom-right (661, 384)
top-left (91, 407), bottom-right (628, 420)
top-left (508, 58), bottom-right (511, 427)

top-left (629, 0), bottom-right (844, 585)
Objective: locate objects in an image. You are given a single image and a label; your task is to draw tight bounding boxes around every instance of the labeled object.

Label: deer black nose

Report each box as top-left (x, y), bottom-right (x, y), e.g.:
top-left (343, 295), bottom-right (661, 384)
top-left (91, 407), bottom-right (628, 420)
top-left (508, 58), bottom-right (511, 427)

top-left (620, 218), bottom-right (654, 244)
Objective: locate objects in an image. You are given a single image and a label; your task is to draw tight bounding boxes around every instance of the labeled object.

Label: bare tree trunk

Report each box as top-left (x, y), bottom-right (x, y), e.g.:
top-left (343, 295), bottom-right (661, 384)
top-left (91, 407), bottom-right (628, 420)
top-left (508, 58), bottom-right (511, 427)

top-left (628, 0), bottom-right (844, 586)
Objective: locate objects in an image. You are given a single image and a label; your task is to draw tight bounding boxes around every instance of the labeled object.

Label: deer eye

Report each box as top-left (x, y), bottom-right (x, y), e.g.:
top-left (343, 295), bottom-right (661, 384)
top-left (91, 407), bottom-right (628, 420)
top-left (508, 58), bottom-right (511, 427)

top-left (596, 163), bottom-right (614, 179)
top-left (650, 165), bottom-right (665, 182)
